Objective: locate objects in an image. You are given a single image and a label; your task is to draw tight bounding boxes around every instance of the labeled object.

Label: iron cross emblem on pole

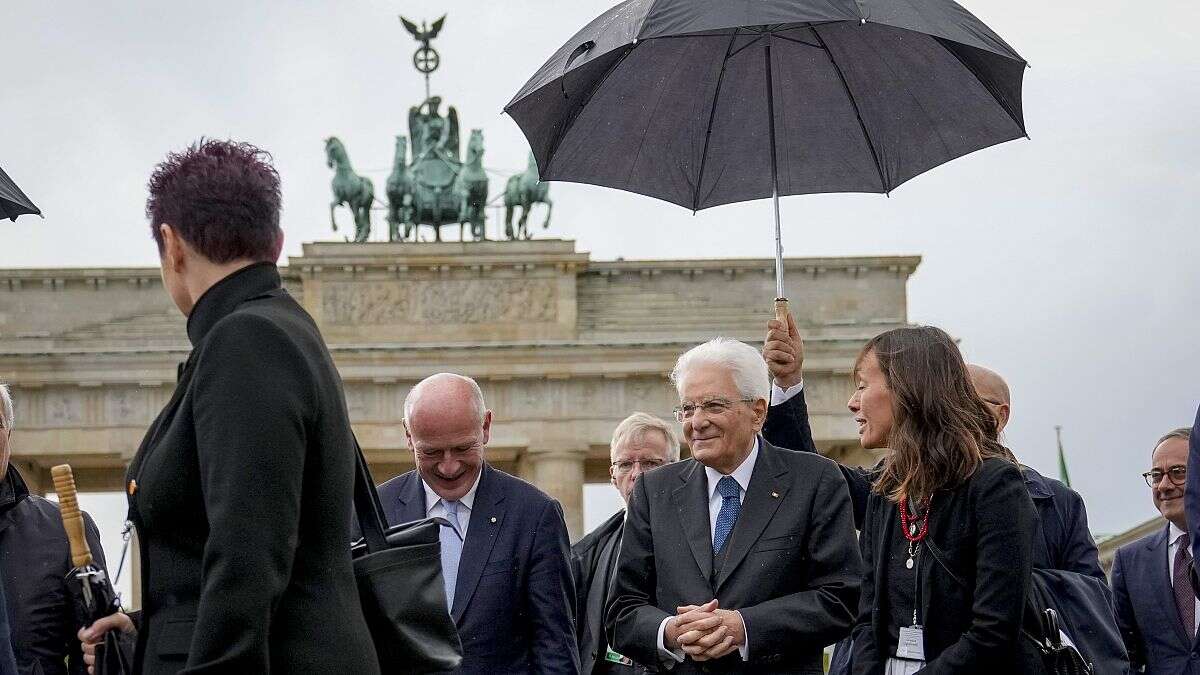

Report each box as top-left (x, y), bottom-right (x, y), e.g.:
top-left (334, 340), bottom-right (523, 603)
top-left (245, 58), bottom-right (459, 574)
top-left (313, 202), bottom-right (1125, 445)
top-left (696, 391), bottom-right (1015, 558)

top-left (400, 14), bottom-right (445, 101)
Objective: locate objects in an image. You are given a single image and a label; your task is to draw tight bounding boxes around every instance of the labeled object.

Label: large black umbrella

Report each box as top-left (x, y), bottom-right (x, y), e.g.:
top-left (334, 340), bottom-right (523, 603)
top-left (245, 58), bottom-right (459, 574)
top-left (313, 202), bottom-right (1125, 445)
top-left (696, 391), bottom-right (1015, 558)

top-left (0, 164), bottom-right (42, 220)
top-left (505, 0), bottom-right (1026, 315)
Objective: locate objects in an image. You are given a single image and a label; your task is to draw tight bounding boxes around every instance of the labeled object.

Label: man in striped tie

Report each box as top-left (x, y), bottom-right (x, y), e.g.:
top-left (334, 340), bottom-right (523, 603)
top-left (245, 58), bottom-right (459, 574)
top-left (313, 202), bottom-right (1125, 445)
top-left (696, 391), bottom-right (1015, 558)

top-left (606, 338), bottom-right (861, 674)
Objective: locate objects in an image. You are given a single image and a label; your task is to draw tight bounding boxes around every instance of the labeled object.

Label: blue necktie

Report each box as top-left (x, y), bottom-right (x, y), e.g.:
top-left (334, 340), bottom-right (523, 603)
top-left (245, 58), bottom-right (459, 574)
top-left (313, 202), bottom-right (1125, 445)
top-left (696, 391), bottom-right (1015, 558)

top-left (713, 476), bottom-right (741, 554)
top-left (440, 500), bottom-right (464, 610)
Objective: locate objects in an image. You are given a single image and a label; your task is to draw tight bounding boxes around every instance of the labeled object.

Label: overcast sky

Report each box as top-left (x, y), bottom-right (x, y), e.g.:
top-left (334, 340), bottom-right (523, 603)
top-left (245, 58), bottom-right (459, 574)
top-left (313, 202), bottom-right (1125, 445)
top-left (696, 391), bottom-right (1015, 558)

top-left (2, 1), bottom-right (1197, 598)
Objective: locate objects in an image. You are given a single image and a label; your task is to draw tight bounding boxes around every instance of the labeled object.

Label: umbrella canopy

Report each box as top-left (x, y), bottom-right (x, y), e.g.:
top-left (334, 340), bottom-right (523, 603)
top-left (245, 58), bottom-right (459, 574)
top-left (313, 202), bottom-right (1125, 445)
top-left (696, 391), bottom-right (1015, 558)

top-left (505, 0), bottom-right (1027, 211)
top-left (0, 164), bottom-right (42, 220)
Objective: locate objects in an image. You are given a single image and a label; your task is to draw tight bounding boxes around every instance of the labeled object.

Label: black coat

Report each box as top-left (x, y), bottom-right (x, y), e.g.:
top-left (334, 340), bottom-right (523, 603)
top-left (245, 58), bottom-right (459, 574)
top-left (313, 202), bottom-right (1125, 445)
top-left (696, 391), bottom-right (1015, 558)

top-left (850, 457), bottom-right (1045, 675)
top-left (0, 466), bottom-right (109, 675)
top-left (607, 439), bottom-right (861, 674)
top-left (124, 262), bottom-right (378, 675)
top-left (0, 573), bottom-right (15, 675)
top-left (572, 510), bottom-right (644, 675)
top-left (377, 464), bottom-right (580, 675)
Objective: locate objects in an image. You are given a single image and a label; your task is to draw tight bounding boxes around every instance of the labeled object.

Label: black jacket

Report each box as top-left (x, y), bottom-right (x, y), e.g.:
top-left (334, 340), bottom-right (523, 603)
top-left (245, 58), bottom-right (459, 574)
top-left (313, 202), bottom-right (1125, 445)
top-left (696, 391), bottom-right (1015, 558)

top-left (607, 439), bottom-right (861, 674)
top-left (850, 457), bottom-right (1045, 675)
top-left (572, 510), bottom-right (644, 675)
top-left (0, 575), bottom-right (15, 675)
top-left (124, 262), bottom-right (378, 675)
top-left (0, 465), bottom-right (109, 675)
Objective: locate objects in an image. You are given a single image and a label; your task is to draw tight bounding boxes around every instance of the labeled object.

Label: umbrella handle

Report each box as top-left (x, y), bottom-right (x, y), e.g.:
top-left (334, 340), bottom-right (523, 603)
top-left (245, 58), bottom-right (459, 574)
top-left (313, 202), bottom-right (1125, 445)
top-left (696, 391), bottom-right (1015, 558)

top-left (774, 298), bottom-right (789, 325)
top-left (51, 464), bottom-right (94, 568)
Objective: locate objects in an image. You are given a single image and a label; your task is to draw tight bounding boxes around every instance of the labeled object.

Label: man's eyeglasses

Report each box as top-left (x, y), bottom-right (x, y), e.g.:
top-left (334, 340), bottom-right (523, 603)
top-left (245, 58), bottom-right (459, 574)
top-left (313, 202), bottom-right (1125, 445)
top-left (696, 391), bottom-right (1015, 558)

top-left (611, 459), bottom-right (665, 475)
top-left (1143, 465), bottom-right (1187, 488)
top-left (672, 398), bottom-right (754, 423)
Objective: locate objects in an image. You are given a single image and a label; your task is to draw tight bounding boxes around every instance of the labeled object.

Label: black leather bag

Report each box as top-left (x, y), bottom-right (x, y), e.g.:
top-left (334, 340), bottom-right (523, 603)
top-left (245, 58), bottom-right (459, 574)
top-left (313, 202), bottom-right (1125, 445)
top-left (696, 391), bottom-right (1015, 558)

top-left (350, 441), bottom-right (463, 674)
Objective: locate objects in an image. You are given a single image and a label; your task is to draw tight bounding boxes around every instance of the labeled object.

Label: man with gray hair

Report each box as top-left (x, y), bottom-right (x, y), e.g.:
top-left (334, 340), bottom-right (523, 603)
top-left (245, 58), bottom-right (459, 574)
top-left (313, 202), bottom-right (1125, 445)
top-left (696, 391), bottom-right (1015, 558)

top-left (572, 412), bottom-right (680, 673)
top-left (376, 373), bottom-right (579, 674)
top-left (607, 338), bottom-right (860, 673)
top-left (0, 382), bottom-right (112, 675)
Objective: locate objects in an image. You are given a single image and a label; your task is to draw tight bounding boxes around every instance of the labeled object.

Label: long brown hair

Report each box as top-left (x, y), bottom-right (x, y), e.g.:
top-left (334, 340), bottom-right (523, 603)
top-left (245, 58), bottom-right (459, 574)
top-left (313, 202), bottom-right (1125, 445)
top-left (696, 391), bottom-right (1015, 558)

top-left (856, 326), bottom-right (1016, 503)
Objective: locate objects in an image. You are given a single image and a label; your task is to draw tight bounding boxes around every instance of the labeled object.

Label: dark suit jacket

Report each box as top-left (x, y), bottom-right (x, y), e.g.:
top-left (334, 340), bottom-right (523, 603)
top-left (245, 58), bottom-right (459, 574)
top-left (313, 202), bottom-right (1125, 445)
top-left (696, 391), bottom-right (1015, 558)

top-left (572, 510), bottom-right (645, 675)
top-left (851, 458), bottom-right (1044, 675)
top-left (124, 262), bottom-right (378, 675)
top-left (1112, 525), bottom-right (1200, 674)
top-left (0, 574), bottom-right (15, 675)
top-left (1188, 403), bottom-right (1200, 565)
top-left (606, 439), bottom-right (861, 674)
top-left (0, 465), bottom-right (109, 675)
top-left (378, 463), bottom-right (580, 675)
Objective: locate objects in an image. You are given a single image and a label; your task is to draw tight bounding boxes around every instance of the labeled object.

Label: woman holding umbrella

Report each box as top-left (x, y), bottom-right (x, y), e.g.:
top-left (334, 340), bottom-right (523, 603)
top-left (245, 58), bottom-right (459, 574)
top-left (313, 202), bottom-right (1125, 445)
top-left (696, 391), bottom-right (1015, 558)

top-left (846, 326), bottom-right (1045, 674)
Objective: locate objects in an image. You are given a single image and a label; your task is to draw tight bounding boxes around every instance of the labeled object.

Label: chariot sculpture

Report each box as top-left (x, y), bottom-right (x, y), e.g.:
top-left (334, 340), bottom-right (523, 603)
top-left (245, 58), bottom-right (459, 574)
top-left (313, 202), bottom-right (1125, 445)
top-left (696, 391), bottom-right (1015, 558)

top-left (325, 14), bottom-right (552, 242)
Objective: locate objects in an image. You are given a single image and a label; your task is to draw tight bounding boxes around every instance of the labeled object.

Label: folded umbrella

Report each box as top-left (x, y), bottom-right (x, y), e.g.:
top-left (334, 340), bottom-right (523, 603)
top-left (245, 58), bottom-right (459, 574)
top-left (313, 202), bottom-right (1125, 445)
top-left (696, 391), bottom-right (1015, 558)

top-left (51, 465), bottom-right (133, 675)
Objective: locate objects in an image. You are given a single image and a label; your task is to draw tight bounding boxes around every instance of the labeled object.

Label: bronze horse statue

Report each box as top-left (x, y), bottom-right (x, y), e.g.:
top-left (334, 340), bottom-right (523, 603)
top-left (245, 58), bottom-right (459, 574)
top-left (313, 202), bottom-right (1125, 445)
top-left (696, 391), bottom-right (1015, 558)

top-left (325, 137), bottom-right (374, 242)
top-left (454, 130), bottom-right (488, 241)
top-left (385, 135), bottom-right (412, 242)
top-left (504, 152), bottom-right (552, 240)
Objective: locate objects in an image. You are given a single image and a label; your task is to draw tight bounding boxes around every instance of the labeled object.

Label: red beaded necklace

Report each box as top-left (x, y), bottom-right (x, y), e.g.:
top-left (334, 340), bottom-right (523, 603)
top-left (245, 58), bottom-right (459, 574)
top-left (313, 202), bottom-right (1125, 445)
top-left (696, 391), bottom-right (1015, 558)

top-left (898, 495), bottom-right (932, 569)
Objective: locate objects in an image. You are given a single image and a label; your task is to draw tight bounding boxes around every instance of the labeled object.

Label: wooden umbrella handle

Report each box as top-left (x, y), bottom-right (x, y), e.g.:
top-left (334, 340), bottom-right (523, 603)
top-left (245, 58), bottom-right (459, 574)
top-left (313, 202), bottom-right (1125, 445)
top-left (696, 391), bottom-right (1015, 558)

top-left (51, 464), bottom-right (94, 568)
top-left (774, 297), bottom-right (789, 325)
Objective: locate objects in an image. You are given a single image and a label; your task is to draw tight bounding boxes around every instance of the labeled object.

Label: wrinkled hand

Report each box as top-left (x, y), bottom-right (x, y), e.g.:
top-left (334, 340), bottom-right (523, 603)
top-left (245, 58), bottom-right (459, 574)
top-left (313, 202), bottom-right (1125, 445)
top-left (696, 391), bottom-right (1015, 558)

top-left (671, 600), bottom-right (745, 662)
top-left (665, 599), bottom-right (719, 651)
top-left (763, 311), bottom-right (803, 389)
top-left (78, 612), bottom-right (135, 675)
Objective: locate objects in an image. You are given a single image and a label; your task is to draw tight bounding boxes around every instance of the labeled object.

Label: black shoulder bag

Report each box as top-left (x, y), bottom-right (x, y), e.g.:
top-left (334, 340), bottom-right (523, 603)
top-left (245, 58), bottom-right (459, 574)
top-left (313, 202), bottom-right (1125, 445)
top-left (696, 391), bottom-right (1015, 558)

top-left (351, 441), bottom-right (463, 673)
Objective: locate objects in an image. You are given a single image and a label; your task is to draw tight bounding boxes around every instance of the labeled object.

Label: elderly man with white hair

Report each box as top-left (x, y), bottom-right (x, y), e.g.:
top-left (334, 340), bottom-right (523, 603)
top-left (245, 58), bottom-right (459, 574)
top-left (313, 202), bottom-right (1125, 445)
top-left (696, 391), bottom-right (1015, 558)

top-left (0, 382), bottom-right (113, 675)
top-left (606, 338), bottom-right (861, 674)
top-left (572, 412), bottom-right (680, 674)
top-left (376, 372), bottom-right (579, 674)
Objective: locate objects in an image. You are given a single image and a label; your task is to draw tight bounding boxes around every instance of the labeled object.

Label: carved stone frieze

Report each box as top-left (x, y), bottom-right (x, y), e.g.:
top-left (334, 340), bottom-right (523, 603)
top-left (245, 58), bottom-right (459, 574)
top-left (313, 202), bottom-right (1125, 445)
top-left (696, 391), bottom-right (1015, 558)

top-left (321, 278), bottom-right (557, 326)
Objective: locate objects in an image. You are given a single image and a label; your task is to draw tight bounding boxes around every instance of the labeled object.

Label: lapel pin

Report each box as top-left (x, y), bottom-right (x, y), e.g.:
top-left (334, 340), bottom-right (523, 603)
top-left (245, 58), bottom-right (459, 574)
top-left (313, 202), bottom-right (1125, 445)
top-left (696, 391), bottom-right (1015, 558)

top-left (771, 491), bottom-right (779, 498)
top-left (490, 517), bottom-right (497, 523)
top-left (127, 480), bottom-right (138, 496)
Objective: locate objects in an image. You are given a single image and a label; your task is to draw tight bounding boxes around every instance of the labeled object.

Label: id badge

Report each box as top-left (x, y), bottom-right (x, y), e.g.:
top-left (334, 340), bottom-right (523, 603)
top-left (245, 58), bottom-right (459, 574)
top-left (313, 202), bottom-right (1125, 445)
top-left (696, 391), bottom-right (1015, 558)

top-left (895, 625), bottom-right (926, 661)
top-left (604, 645), bottom-right (633, 666)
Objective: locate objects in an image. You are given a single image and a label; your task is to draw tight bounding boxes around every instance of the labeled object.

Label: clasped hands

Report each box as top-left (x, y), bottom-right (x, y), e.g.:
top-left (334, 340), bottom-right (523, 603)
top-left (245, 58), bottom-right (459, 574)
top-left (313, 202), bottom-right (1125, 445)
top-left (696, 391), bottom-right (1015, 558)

top-left (664, 599), bottom-right (745, 662)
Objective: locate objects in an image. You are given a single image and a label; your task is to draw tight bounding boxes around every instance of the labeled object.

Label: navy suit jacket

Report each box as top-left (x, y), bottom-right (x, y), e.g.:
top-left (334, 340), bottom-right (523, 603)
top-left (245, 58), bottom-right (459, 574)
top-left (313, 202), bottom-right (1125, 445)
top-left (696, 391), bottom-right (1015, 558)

top-left (1187, 403), bottom-right (1200, 565)
top-left (1111, 524), bottom-right (1200, 674)
top-left (377, 463), bottom-right (580, 675)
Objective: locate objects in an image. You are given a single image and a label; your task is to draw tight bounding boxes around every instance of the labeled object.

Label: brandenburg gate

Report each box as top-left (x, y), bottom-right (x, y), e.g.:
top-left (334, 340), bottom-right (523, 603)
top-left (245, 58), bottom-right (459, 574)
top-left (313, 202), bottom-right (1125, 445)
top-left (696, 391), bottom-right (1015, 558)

top-left (0, 239), bottom-right (917, 541)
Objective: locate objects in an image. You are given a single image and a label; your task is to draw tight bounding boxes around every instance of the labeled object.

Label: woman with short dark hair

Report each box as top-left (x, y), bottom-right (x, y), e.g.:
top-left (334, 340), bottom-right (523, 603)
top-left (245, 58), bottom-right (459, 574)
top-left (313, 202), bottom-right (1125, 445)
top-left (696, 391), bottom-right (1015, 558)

top-left (83, 139), bottom-right (379, 674)
top-left (848, 326), bottom-right (1045, 675)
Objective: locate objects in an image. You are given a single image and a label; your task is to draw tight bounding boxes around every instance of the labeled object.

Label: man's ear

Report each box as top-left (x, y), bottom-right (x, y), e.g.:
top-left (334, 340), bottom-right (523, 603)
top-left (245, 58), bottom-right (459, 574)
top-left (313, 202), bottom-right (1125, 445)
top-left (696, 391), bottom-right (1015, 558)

top-left (480, 410), bottom-right (493, 445)
top-left (751, 398), bottom-right (769, 432)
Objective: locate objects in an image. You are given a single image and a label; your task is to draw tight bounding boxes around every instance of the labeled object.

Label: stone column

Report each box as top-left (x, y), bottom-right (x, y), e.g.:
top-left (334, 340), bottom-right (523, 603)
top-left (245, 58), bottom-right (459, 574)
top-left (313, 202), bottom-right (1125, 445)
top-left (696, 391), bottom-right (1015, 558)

top-left (525, 445), bottom-right (586, 542)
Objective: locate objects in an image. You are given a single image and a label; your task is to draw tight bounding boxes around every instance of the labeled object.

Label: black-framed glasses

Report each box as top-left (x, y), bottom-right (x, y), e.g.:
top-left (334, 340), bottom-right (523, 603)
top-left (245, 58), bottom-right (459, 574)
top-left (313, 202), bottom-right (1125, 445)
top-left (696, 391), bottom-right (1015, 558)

top-left (1143, 465), bottom-right (1187, 488)
top-left (672, 397), bottom-right (755, 423)
top-left (611, 459), bottom-right (666, 475)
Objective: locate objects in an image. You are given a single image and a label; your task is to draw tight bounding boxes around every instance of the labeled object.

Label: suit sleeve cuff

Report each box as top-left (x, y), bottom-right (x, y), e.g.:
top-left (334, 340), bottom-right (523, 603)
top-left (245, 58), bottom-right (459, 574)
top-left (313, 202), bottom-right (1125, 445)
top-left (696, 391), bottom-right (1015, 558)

top-left (737, 610), bottom-right (749, 660)
top-left (657, 616), bottom-right (685, 664)
top-left (770, 380), bottom-right (804, 406)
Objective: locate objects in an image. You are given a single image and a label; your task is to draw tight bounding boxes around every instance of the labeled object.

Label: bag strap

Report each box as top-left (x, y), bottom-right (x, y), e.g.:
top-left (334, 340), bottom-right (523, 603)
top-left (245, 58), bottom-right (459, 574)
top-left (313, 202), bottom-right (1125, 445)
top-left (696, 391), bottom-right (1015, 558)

top-left (352, 435), bottom-right (389, 553)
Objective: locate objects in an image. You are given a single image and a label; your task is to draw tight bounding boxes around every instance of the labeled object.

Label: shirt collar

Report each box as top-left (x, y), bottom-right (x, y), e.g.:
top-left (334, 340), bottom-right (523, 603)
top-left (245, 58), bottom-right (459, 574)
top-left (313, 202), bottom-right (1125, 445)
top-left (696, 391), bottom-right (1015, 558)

top-left (1170, 521), bottom-right (1188, 545)
top-left (422, 468), bottom-right (483, 514)
top-left (704, 437), bottom-right (759, 498)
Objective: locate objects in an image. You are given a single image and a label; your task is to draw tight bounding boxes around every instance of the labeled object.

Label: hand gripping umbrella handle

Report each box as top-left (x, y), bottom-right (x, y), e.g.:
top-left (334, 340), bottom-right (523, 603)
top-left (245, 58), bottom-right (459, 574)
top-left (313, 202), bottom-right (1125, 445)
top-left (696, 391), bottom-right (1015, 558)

top-left (51, 464), bottom-right (94, 568)
top-left (774, 298), bottom-right (789, 325)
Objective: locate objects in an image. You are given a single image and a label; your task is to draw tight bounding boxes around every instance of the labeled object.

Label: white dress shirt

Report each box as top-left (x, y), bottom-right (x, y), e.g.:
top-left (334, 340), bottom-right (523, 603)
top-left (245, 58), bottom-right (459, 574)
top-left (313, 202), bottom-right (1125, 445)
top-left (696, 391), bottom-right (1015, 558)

top-left (1167, 522), bottom-right (1200, 636)
top-left (422, 470), bottom-right (483, 538)
top-left (656, 439), bottom-right (759, 665)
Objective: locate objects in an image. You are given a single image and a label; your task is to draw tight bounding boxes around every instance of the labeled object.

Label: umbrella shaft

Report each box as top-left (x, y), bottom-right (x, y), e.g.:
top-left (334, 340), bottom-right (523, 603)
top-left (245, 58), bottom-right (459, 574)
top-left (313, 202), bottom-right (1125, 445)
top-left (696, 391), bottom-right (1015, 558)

top-left (765, 41), bottom-right (785, 300)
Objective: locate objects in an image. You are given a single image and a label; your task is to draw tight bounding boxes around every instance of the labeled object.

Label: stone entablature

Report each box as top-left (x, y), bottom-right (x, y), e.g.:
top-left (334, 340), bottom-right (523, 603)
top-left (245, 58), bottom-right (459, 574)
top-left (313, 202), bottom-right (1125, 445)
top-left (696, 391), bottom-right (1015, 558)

top-left (0, 240), bottom-right (915, 539)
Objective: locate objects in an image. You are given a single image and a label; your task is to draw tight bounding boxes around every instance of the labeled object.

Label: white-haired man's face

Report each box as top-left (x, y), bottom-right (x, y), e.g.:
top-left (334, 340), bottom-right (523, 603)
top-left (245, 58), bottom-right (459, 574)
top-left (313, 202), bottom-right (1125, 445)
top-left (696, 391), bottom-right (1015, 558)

top-left (677, 363), bottom-right (766, 475)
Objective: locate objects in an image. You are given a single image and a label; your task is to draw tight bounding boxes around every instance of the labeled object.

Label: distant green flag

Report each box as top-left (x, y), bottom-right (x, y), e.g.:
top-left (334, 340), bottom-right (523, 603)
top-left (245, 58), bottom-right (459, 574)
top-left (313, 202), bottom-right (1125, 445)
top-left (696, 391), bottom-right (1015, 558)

top-left (1055, 426), bottom-right (1072, 488)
